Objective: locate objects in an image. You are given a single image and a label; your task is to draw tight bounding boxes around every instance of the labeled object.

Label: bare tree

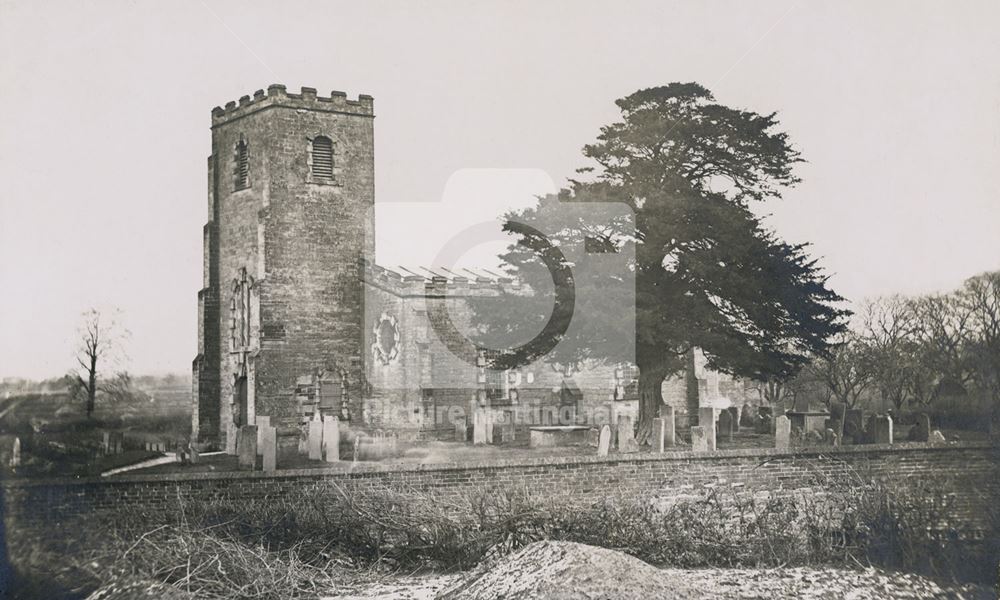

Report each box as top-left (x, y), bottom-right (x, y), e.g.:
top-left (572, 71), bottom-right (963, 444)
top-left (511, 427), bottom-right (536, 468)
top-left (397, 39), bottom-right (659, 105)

top-left (807, 333), bottom-right (874, 408)
top-left (960, 272), bottom-right (1000, 425)
top-left (861, 295), bottom-right (919, 410)
top-left (70, 308), bottom-right (128, 418)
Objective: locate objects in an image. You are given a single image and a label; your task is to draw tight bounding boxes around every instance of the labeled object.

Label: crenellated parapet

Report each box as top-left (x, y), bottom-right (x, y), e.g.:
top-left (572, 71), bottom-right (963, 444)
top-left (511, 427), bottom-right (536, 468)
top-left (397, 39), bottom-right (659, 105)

top-left (362, 259), bottom-right (522, 297)
top-left (211, 84), bottom-right (374, 127)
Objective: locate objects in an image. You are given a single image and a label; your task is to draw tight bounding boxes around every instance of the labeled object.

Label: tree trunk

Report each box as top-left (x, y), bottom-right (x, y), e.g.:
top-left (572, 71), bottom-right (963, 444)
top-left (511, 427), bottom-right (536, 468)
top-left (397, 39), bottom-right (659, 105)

top-left (86, 354), bottom-right (97, 418)
top-left (635, 363), bottom-right (669, 445)
top-left (684, 348), bottom-right (699, 424)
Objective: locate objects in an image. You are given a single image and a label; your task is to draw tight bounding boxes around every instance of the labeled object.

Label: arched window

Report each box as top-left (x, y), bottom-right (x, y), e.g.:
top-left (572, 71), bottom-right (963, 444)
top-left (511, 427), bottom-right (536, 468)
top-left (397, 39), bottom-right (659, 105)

top-left (235, 140), bottom-right (250, 190)
top-left (311, 136), bottom-right (334, 181)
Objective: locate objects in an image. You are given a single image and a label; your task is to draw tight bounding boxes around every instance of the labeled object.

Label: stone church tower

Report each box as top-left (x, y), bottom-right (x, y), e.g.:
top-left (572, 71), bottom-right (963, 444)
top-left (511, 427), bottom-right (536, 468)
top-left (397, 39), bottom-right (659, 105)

top-left (192, 85), bottom-right (375, 446)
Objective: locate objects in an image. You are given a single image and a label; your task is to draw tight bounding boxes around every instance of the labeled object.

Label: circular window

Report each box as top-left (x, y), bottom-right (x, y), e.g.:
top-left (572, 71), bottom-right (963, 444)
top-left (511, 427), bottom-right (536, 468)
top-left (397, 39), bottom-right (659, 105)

top-left (372, 313), bottom-right (400, 365)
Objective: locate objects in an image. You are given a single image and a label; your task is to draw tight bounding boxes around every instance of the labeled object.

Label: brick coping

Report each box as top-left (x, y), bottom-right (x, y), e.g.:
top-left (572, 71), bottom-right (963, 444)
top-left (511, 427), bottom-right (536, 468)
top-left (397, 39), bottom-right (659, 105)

top-left (2, 441), bottom-right (993, 488)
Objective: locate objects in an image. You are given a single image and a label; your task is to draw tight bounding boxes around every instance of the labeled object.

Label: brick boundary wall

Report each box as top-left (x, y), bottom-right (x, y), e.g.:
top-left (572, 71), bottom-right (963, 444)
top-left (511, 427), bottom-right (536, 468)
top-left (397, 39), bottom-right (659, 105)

top-left (3, 442), bottom-right (998, 538)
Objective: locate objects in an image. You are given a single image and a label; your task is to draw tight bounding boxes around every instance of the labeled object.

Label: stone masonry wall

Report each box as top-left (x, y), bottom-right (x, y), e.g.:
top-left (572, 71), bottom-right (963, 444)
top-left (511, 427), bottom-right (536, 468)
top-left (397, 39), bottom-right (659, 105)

top-left (194, 85), bottom-right (376, 446)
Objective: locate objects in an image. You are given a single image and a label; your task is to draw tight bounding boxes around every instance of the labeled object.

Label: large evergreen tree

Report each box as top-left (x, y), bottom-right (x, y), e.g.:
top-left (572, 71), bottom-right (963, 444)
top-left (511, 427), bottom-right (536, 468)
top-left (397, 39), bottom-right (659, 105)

top-left (475, 83), bottom-right (848, 441)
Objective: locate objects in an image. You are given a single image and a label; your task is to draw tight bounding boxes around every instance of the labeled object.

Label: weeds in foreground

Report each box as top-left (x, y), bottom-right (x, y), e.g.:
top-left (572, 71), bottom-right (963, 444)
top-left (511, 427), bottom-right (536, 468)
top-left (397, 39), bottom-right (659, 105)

top-left (6, 466), bottom-right (997, 598)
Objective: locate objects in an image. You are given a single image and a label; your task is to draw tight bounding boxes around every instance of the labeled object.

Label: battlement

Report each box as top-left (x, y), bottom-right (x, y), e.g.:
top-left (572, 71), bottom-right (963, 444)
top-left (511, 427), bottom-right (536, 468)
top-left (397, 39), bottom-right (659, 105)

top-left (211, 84), bottom-right (374, 126)
top-left (362, 260), bottom-right (522, 298)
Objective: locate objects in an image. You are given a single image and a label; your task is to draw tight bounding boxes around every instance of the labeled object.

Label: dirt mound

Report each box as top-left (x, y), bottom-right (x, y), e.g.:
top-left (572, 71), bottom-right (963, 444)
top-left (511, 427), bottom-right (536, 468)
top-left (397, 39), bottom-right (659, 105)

top-left (435, 540), bottom-right (702, 600)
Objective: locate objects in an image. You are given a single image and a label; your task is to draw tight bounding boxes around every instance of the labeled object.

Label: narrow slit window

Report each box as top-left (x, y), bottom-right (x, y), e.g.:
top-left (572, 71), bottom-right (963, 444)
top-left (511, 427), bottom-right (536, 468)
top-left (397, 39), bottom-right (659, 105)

top-left (312, 136), bottom-right (334, 180)
top-left (235, 140), bottom-right (250, 190)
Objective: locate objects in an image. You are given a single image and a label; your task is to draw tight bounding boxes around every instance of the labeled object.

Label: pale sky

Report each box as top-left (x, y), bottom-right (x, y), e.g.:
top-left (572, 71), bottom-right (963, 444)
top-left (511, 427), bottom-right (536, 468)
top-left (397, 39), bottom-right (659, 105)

top-left (1, 0), bottom-right (998, 379)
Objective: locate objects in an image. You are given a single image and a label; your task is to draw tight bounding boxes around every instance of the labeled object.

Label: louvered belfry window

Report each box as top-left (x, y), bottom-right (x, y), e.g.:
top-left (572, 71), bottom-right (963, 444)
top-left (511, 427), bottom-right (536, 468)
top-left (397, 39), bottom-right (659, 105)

top-left (312, 136), bottom-right (334, 181)
top-left (235, 140), bottom-right (250, 190)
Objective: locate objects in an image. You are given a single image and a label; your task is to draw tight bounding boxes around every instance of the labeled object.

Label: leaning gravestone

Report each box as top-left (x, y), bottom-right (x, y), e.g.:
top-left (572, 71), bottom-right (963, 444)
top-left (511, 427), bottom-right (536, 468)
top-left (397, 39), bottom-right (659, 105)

top-left (874, 415), bottom-right (893, 444)
top-left (237, 425), bottom-right (257, 470)
top-left (307, 412), bottom-right (323, 460)
top-left (322, 415), bottom-right (340, 462)
top-left (775, 415), bottom-right (791, 449)
top-left (261, 425), bottom-right (277, 472)
top-left (740, 403), bottom-right (756, 428)
top-left (597, 425), bottom-right (612, 457)
top-left (717, 410), bottom-right (734, 443)
top-left (690, 426), bottom-right (709, 452)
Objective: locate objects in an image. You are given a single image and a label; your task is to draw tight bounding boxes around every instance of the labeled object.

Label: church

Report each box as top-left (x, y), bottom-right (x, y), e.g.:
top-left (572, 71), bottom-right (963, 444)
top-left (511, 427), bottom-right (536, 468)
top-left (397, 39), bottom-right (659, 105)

top-left (191, 85), bottom-right (751, 449)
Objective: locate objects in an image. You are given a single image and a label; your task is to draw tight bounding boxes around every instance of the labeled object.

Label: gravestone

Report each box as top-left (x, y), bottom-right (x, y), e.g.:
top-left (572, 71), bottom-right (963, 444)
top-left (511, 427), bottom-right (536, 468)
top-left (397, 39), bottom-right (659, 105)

top-left (698, 408), bottom-right (717, 450)
top-left (740, 403), bottom-right (755, 428)
top-left (691, 426), bottom-right (709, 452)
top-left (824, 428), bottom-right (840, 446)
top-left (226, 422), bottom-right (238, 455)
top-left (372, 430), bottom-right (385, 459)
top-left (874, 415), bottom-right (893, 444)
top-left (492, 423), bottom-right (505, 445)
top-left (727, 406), bottom-right (740, 432)
top-left (237, 425), bottom-right (257, 470)
top-left (910, 413), bottom-right (930, 442)
top-left (662, 405), bottom-right (676, 447)
top-left (455, 420), bottom-right (468, 443)
top-left (102, 432), bottom-right (111, 455)
top-left (473, 408), bottom-right (488, 445)
top-left (10, 437), bottom-right (20, 468)
top-left (261, 425), bottom-right (277, 472)
top-left (501, 422), bottom-right (516, 444)
top-left (587, 427), bottom-right (600, 447)
top-left (307, 413), bottom-right (323, 460)
top-left (597, 425), bottom-right (611, 457)
top-left (188, 443), bottom-right (200, 465)
top-left (352, 435), bottom-right (361, 463)
top-left (651, 417), bottom-right (668, 452)
top-left (717, 410), bottom-right (734, 443)
top-left (322, 415), bottom-right (340, 462)
top-left (617, 415), bottom-right (639, 453)
top-left (754, 406), bottom-right (774, 434)
top-left (256, 416), bottom-right (270, 455)
top-left (775, 415), bottom-right (791, 449)
top-left (844, 409), bottom-right (864, 443)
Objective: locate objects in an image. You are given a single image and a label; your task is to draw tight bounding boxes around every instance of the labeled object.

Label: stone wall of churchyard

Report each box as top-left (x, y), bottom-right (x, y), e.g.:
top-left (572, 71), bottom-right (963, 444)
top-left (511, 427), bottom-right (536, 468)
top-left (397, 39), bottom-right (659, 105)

top-left (3, 442), bottom-right (997, 540)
